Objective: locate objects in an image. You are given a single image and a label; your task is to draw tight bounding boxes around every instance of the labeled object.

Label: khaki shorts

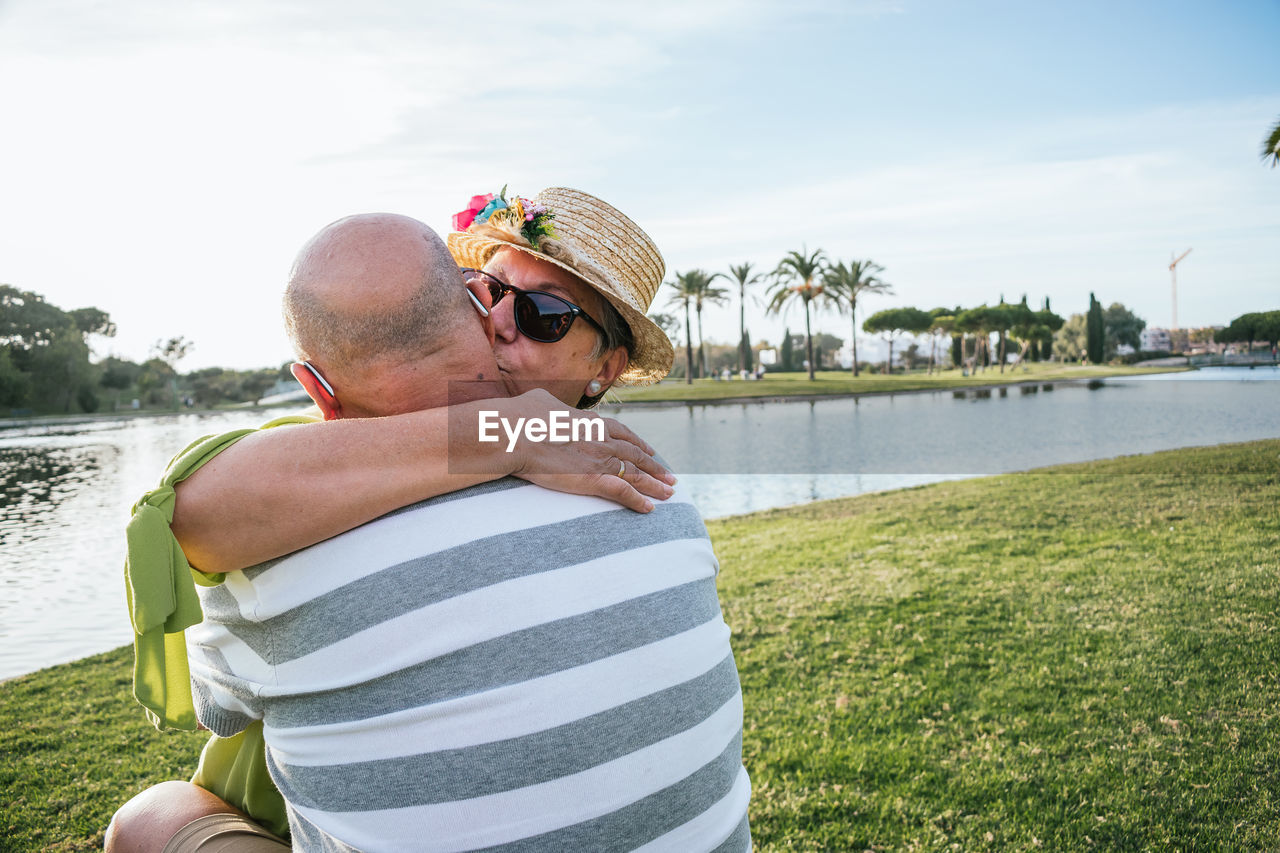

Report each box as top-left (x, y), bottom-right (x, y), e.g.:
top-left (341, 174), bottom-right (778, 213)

top-left (161, 812), bottom-right (290, 853)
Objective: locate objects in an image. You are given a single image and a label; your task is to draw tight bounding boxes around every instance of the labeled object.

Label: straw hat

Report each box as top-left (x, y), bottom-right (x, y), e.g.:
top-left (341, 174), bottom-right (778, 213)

top-left (447, 186), bottom-right (673, 385)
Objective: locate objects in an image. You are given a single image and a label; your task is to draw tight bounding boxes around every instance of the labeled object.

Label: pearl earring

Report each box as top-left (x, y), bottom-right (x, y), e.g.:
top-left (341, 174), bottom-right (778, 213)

top-left (586, 379), bottom-right (603, 396)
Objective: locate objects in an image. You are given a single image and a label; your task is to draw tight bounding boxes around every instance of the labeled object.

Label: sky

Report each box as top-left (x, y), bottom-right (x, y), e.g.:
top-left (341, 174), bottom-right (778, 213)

top-left (1, 0), bottom-right (1277, 371)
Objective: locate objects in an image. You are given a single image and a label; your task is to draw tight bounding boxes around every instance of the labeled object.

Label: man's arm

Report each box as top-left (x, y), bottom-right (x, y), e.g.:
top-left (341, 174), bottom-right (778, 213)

top-left (173, 392), bottom-right (674, 572)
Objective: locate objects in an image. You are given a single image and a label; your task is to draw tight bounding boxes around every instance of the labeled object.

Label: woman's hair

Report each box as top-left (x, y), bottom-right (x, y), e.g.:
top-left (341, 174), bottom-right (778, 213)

top-left (578, 297), bottom-right (634, 409)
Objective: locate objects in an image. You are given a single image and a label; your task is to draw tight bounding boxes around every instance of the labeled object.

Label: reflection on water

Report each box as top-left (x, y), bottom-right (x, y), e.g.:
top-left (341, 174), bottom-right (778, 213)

top-left (0, 411), bottom-right (282, 681)
top-left (0, 445), bottom-right (93, 522)
top-left (2, 368), bottom-right (1277, 679)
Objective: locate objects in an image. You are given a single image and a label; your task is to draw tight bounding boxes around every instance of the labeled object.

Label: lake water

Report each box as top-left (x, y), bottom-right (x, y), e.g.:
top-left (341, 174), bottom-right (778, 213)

top-left (2, 367), bottom-right (1277, 680)
top-left (613, 366), bottom-right (1280, 515)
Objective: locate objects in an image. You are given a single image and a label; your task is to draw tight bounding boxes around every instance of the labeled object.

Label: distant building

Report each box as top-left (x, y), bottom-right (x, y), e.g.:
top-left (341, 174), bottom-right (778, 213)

top-left (1140, 327), bottom-right (1171, 352)
top-left (1186, 326), bottom-right (1224, 356)
top-left (1141, 326), bottom-right (1226, 355)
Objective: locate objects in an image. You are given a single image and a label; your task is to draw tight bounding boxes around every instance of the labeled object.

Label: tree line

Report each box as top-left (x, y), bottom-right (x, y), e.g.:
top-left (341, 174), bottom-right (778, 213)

top-left (652, 249), bottom-right (1159, 382)
top-left (1216, 310), bottom-right (1280, 352)
top-left (6, 276), bottom-right (1272, 415)
top-left (861, 298), bottom-right (1067, 376)
top-left (661, 248), bottom-right (899, 384)
top-left (1, 284), bottom-right (285, 415)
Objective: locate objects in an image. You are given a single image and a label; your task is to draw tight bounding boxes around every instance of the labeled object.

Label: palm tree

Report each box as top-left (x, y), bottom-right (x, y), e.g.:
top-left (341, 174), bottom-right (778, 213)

top-left (767, 246), bottom-right (828, 381)
top-left (1263, 116), bottom-right (1280, 167)
top-left (664, 278), bottom-right (696, 384)
top-left (725, 262), bottom-right (761, 372)
top-left (821, 259), bottom-right (892, 377)
top-left (692, 270), bottom-right (729, 378)
top-left (666, 269), bottom-right (727, 381)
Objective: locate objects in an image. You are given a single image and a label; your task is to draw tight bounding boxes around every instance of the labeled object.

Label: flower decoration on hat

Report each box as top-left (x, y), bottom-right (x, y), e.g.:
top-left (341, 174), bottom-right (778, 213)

top-left (452, 185), bottom-right (557, 250)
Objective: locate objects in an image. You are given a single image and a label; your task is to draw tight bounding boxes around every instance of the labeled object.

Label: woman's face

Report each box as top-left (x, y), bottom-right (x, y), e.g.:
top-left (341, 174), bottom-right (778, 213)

top-left (482, 248), bottom-right (624, 405)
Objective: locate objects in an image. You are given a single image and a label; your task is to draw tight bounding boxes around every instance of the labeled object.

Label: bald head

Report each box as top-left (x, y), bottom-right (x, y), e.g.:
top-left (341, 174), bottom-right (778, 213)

top-left (282, 213), bottom-right (500, 417)
top-left (283, 213), bottom-right (475, 373)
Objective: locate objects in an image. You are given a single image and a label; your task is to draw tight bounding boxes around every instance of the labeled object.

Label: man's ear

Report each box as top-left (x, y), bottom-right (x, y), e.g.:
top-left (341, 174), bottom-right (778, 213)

top-left (465, 278), bottom-right (496, 346)
top-left (290, 362), bottom-right (343, 420)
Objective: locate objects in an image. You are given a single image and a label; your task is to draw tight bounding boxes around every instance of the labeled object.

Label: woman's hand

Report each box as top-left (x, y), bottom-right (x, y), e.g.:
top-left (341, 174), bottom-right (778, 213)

top-left (492, 389), bottom-right (676, 512)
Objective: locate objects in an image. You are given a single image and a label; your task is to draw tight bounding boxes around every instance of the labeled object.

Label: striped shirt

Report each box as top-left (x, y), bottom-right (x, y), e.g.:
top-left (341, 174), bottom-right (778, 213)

top-left (187, 478), bottom-right (751, 852)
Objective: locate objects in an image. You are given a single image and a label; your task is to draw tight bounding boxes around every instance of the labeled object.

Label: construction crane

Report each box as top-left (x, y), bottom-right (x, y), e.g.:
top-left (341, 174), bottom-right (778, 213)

top-left (1169, 248), bottom-right (1191, 330)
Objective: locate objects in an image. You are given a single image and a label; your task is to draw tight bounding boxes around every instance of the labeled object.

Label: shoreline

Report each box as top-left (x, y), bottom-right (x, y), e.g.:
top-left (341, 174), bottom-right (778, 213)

top-left (603, 364), bottom-right (1194, 409)
top-left (603, 375), bottom-right (1099, 410)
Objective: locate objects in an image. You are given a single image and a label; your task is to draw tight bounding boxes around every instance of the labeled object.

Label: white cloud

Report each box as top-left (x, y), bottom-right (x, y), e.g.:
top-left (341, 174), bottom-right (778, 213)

top-left (0, 3), bottom-right (669, 366)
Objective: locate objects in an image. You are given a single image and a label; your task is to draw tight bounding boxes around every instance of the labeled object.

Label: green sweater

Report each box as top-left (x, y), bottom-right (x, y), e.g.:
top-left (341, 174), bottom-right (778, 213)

top-left (125, 415), bottom-right (316, 838)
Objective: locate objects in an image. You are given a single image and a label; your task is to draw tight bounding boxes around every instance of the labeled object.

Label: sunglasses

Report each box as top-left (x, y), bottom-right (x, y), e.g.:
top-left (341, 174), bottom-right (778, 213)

top-left (461, 267), bottom-right (606, 343)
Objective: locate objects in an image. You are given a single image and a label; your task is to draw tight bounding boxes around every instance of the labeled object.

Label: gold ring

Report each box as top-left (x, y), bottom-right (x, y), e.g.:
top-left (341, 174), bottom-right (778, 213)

top-left (617, 460), bottom-right (626, 478)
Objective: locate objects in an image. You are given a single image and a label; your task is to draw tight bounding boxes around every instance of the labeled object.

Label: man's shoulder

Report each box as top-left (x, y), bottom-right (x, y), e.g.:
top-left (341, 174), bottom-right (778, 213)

top-left (237, 478), bottom-right (712, 595)
top-left (268, 478), bottom-right (705, 569)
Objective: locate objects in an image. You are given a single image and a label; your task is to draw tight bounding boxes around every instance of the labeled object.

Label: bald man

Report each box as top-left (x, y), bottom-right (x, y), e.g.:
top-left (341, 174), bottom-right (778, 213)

top-left (280, 213), bottom-right (502, 417)
top-left (153, 213), bottom-right (750, 852)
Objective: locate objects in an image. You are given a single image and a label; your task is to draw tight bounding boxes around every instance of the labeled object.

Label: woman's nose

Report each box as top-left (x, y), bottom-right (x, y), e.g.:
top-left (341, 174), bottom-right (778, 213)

top-left (491, 297), bottom-right (520, 343)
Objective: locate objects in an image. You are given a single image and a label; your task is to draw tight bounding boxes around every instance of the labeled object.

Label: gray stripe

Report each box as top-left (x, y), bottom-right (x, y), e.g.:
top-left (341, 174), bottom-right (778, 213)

top-left (190, 672), bottom-right (256, 738)
top-left (229, 500), bottom-right (709, 665)
top-left (272, 654), bottom-right (741, 811)
top-left (197, 582), bottom-right (245, 623)
top-left (284, 748), bottom-right (747, 853)
top-left (476, 733), bottom-right (747, 853)
top-left (240, 480), bottom-right (530, 583)
top-left (709, 811), bottom-right (752, 853)
top-left (192, 642), bottom-right (257, 703)
top-left (266, 577), bottom-right (725, 729)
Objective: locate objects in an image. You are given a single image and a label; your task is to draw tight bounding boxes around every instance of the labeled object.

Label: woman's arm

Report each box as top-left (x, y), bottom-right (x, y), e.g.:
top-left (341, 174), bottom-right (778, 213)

top-left (172, 391), bottom-right (673, 572)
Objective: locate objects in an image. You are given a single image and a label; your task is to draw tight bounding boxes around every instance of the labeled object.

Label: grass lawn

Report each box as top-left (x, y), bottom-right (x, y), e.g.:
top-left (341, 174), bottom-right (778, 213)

top-left (609, 363), bottom-right (1188, 405)
top-left (2, 439), bottom-right (1276, 851)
